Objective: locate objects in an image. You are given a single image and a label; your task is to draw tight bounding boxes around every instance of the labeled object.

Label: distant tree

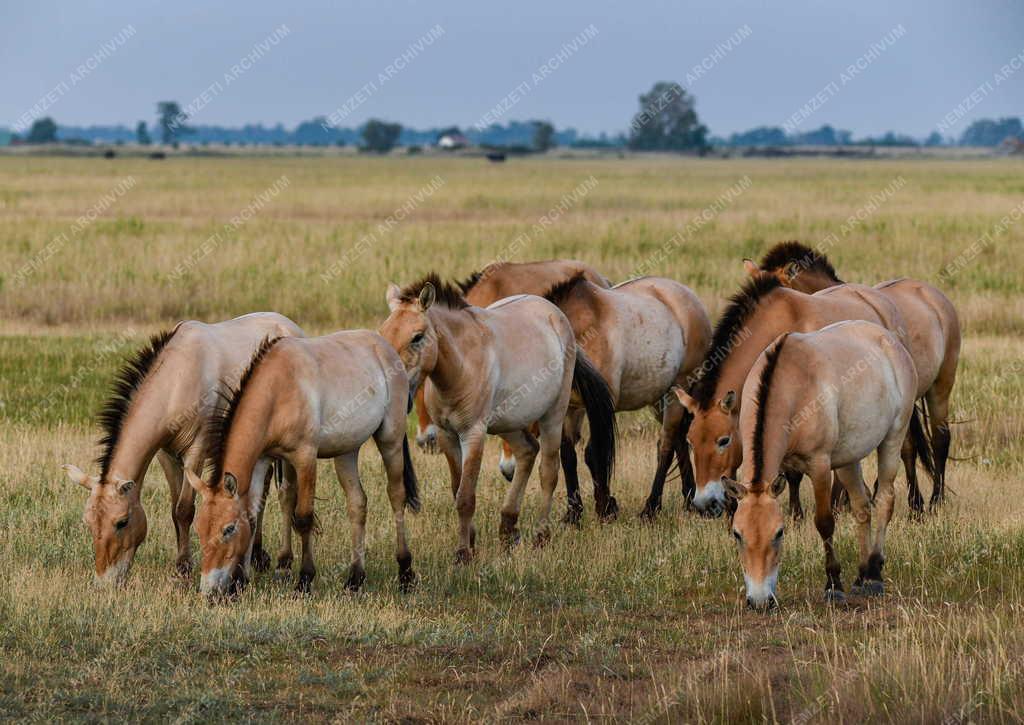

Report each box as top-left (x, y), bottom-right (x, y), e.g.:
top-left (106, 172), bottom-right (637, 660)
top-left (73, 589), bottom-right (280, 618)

top-left (628, 82), bottom-right (707, 152)
top-left (26, 117), bottom-right (58, 144)
top-left (361, 119), bottom-right (402, 153)
top-left (959, 117), bottom-right (1023, 147)
top-left (156, 101), bottom-right (194, 145)
top-left (728, 126), bottom-right (789, 146)
top-left (293, 117), bottom-right (334, 146)
top-left (532, 120), bottom-right (556, 151)
top-left (792, 124), bottom-right (852, 146)
top-left (136, 121), bottom-right (151, 145)
top-left (924, 131), bottom-right (944, 147)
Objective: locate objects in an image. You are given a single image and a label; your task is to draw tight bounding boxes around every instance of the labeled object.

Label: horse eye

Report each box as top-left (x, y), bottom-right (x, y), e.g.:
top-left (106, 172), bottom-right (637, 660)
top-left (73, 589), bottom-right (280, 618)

top-left (774, 528), bottom-right (785, 543)
top-left (732, 529), bottom-right (742, 543)
top-left (222, 522), bottom-right (237, 538)
top-left (115, 517), bottom-right (129, 531)
top-left (717, 436), bottom-right (731, 448)
top-left (411, 332), bottom-right (425, 346)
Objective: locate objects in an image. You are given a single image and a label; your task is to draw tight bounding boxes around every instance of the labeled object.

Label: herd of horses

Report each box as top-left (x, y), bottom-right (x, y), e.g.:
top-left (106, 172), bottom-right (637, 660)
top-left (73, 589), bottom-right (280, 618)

top-left (64, 241), bottom-right (960, 610)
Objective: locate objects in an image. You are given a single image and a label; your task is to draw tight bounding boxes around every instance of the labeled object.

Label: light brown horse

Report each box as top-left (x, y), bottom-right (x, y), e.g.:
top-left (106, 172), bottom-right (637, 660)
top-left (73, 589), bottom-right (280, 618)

top-left (379, 275), bottom-right (616, 562)
top-left (185, 331), bottom-right (419, 596)
top-left (709, 320), bottom-right (919, 609)
top-left (672, 275), bottom-right (930, 518)
top-left (414, 259), bottom-right (610, 457)
top-left (539, 274), bottom-right (711, 521)
top-left (63, 313), bottom-right (304, 586)
top-left (746, 241), bottom-right (961, 511)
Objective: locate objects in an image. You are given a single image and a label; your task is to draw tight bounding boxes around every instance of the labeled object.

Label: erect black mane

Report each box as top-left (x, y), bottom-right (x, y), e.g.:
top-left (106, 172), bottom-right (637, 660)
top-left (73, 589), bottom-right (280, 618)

top-left (542, 272), bottom-right (589, 306)
top-left (96, 328), bottom-right (178, 480)
top-left (689, 275), bottom-right (783, 410)
top-left (206, 336), bottom-right (283, 486)
top-left (400, 272), bottom-right (469, 309)
top-left (759, 241), bottom-right (843, 283)
top-left (751, 334), bottom-right (788, 487)
top-left (455, 269), bottom-right (485, 295)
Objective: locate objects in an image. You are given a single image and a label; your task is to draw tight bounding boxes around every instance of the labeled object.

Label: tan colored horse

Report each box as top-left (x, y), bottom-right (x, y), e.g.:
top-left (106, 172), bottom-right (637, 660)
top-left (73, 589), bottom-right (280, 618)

top-left (379, 275), bottom-right (616, 562)
top-left (414, 259), bottom-right (610, 456)
top-left (185, 331), bottom-right (419, 596)
top-left (746, 241), bottom-right (961, 510)
top-left (673, 275), bottom-right (928, 518)
top-left (63, 313), bottom-right (303, 586)
top-left (539, 274), bottom-right (711, 521)
top-left (707, 320), bottom-right (919, 609)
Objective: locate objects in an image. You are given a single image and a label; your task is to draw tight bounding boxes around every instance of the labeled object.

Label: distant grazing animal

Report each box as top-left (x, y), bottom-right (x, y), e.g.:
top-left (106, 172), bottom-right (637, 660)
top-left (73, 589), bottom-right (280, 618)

top-left (186, 331), bottom-right (419, 597)
top-left (64, 313), bottom-right (304, 586)
top-left (379, 275), bottom-right (616, 562)
top-left (673, 275), bottom-right (927, 519)
top-left (539, 273), bottom-right (711, 522)
top-left (746, 241), bottom-right (961, 511)
top-left (708, 320), bottom-right (919, 609)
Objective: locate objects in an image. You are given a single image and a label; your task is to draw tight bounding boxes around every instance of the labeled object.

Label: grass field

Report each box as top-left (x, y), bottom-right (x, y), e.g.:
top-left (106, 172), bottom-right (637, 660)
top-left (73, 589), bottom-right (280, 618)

top-left (1, 154), bottom-right (1023, 722)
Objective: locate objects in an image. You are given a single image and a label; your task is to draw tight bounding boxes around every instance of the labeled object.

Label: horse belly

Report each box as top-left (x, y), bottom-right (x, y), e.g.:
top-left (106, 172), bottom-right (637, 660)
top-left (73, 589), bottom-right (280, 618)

top-left (830, 383), bottom-right (902, 468)
top-left (615, 313), bottom-right (684, 411)
top-left (488, 365), bottom-right (566, 432)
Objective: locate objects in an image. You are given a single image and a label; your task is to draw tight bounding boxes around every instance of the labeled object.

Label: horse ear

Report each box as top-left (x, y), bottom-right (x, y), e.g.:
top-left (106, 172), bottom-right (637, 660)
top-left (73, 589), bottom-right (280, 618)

top-left (418, 283), bottom-right (436, 311)
top-left (386, 283), bottom-right (402, 310)
top-left (185, 470), bottom-right (211, 495)
top-left (64, 464), bottom-right (97, 490)
top-left (721, 476), bottom-right (748, 501)
top-left (770, 474), bottom-right (787, 497)
top-left (224, 473), bottom-right (238, 497)
top-left (743, 259), bottom-right (760, 277)
top-left (673, 386), bottom-right (698, 415)
top-left (719, 390), bottom-right (737, 413)
top-left (116, 479), bottom-right (135, 496)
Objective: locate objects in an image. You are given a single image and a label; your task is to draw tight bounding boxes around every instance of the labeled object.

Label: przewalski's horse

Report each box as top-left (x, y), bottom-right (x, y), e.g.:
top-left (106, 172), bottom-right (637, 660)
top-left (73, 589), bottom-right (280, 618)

top-left (539, 274), bottom-right (711, 521)
top-left (709, 320), bottom-right (919, 609)
top-left (379, 275), bottom-right (616, 562)
top-left (63, 313), bottom-right (304, 586)
top-left (185, 331), bottom-right (420, 596)
top-left (746, 241), bottom-right (961, 511)
top-left (672, 274), bottom-right (928, 518)
top-left (413, 259), bottom-right (610, 458)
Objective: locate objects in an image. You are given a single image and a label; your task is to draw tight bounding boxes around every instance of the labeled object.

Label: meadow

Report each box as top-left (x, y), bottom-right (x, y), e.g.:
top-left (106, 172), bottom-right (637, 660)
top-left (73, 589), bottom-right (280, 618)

top-left (1, 153), bottom-right (1023, 722)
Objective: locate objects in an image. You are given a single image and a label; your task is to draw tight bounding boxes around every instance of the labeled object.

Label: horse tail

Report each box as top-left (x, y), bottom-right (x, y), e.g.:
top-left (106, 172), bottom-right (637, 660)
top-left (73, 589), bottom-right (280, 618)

top-left (572, 349), bottom-right (617, 486)
top-left (909, 404), bottom-right (936, 484)
top-left (273, 458), bottom-right (284, 489)
top-left (402, 435), bottom-right (421, 513)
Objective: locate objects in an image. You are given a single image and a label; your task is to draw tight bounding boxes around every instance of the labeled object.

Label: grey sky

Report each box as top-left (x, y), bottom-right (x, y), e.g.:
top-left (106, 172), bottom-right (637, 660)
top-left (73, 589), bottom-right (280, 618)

top-left (2, 0), bottom-right (1021, 137)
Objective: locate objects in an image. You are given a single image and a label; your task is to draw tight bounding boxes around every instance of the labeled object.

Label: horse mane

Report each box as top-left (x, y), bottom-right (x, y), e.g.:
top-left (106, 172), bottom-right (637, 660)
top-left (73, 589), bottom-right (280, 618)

top-left (400, 273), bottom-right (469, 309)
top-left (206, 336), bottom-right (283, 486)
top-left (759, 241), bottom-right (843, 283)
top-left (690, 275), bottom-right (783, 410)
top-left (542, 272), bottom-right (588, 306)
top-left (96, 327), bottom-right (178, 479)
top-left (751, 334), bottom-right (788, 489)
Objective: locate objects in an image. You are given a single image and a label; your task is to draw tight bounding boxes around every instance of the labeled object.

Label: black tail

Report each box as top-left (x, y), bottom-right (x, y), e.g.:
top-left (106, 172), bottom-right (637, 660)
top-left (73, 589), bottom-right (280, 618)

top-left (572, 350), bottom-right (617, 486)
top-left (273, 458), bottom-right (284, 488)
top-left (402, 436), bottom-right (421, 513)
top-left (908, 405), bottom-right (936, 483)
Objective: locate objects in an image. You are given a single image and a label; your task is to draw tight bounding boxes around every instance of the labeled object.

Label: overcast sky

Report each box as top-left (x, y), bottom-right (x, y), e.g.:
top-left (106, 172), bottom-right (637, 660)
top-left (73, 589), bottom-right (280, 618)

top-left (2, 0), bottom-right (1021, 138)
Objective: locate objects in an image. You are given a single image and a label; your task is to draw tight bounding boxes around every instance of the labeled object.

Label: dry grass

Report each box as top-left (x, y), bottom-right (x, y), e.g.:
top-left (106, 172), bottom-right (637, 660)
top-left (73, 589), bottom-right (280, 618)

top-left (1, 155), bottom-right (1023, 722)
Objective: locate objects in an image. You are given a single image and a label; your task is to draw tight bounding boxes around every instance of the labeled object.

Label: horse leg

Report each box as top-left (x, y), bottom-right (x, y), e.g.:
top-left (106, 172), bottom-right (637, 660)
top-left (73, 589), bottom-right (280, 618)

top-left (834, 463), bottom-right (876, 596)
top-left (673, 408), bottom-right (696, 504)
top-left (333, 452), bottom-right (367, 592)
top-left (175, 449), bottom-right (204, 577)
top-left (830, 472), bottom-right (849, 512)
top-left (640, 402), bottom-right (674, 520)
top-left (291, 454), bottom-right (319, 594)
top-left (560, 407), bottom-right (585, 525)
top-left (249, 463), bottom-right (274, 573)
top-left (155, 450), bottom-right (189, 577)
top-left (414, 384), bottom-right (438, 454)
top-left (275, 461), bottom-right (297, 574)
top-left (811, 462), bottom-right (844, 602)
top-left (785, 470), bottom-right (804, 521)
top-left (900, 432), bottom-right (924, 517)
top-left (454, 427), bottom-right (486, 563)
top-left (926, 385), bottom-right (953, 510)
top-left (497, 430), bottom-right (538, 549)
top-left (533, 414), bottom-right (564, 547)
top-left (375, 434), bottom-right (416, 591)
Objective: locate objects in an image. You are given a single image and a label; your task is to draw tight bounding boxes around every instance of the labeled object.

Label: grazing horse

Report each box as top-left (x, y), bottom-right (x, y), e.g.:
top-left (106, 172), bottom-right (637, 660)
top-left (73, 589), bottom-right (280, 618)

top-left (746, 241), bottom-right (961, 510)
top-left (413, 259), bottom-right (610, 459)
top-left (63, 313), bottom-right (304, 586)
top-left (539, 274), bottom-right (711, 521)
top-left (185, 331), bottom-right (420, 596)
top-left (708, 320), bottom-right (919, 609)
top-left (379, 274), bottom-right (616, 562)
top-left (672, 274), bottom-right (926, 518)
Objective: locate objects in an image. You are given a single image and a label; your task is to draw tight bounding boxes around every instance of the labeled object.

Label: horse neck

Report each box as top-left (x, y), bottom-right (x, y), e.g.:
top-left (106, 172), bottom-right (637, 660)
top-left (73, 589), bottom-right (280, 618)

top-left (105, 382), bottom-right (173, 484)
top-left (426, 306), bottom-right (477, 396)
top-left (795, 269), bottom-right (841, 293)
top-left (222, 392), bottom-right (275, 496)
top-left (743, 397), bottom-right (796, 487)
top-left (715, 312), bottom-right (794, 405)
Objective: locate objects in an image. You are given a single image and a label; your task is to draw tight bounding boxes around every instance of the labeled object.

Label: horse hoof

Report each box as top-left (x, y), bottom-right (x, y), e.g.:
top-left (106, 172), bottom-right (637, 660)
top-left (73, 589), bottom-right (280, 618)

top-left (823, 589), bottom-right (846, 605)
top-left (852, 580), bottom-right (884, 597)
top-left (454, 548), bottom-right (474, 565)
top-left (532, 529), bottom-right (551, 549)
top-left (175, 558), bottom-right (193, 578)
top-left (294, 573), bottom-right (314, 595)
top-left (399, 569), bottom-right (418, 593)
top-left (500, 529), bottom-right (521, 551)
top-left (344, 566), bottom-right (365, 592)
top-left (562, 506), bottom-right (583, 527)
top-left (598, 496), bottom-right (619, 522)
top-left (252, 548), bottom-right (271, 573)
top-left (638, 503), bottom-right (660, 523)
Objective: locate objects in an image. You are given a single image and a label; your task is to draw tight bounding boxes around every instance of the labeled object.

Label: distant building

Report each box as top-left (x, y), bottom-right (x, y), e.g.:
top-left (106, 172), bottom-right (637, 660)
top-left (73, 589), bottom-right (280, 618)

top-left (437, 132), bottom-right (469, 150)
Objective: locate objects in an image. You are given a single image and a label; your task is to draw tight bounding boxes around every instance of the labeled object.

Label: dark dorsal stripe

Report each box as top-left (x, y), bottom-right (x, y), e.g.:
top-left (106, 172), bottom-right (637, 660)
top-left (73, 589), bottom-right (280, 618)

top-left (690, 274), bottom-right (783, 410)
top-left (96, 327), bottom-right (178, 480)
top-left (542, 271), bottom-right (588, 306)
top-left (751, 334), bottom-right (788, 488)
top-left (456, 269), bottom-right (485, 295)
top-left (207, 336), bottom-right (283, 486)
top-left (759, 241), bottom-right (843, 283)
top-left (400, 272), bottom-right (469, 309)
